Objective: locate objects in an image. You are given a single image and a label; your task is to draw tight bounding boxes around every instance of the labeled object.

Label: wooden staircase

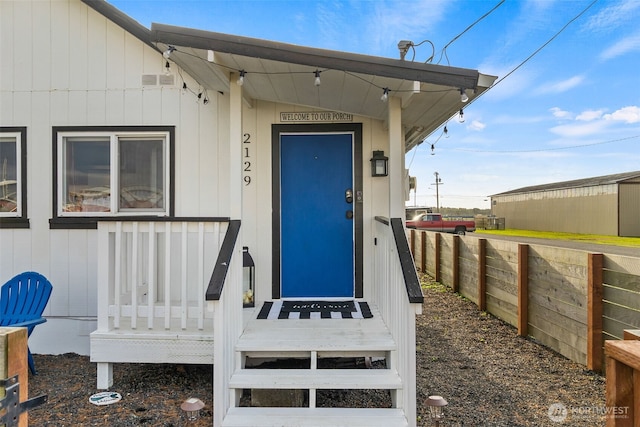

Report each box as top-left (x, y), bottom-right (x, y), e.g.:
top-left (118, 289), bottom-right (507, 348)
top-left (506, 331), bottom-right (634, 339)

top-left (221, 303), bottom-right (409, 427)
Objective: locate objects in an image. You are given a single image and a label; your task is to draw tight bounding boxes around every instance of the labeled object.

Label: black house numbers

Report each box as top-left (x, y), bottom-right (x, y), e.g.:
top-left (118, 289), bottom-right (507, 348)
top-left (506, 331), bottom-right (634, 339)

top-left (243, 133), bottom-right (251, 185)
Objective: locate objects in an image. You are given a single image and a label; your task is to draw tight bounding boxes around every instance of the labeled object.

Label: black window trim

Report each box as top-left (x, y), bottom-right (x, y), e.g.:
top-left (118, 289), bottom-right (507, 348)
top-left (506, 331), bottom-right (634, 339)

top-left (50, 125), bottom-right (175, 230)
top-left (0, 127), bottom-right (28, 229)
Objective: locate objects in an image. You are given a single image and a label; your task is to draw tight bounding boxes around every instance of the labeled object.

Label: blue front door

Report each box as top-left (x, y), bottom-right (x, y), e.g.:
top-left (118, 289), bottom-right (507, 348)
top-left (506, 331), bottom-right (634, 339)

top-left (280, 133), bottom-right (354, 298)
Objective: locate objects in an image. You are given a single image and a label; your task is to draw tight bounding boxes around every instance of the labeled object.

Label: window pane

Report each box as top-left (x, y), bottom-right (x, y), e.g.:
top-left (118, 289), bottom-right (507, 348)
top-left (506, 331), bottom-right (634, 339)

top-left (0, 137), bottom-right (18, 213)
top-left (63, 137), bottom-right (111, 212)
top-left (119, 138), bottom-right (164, 210)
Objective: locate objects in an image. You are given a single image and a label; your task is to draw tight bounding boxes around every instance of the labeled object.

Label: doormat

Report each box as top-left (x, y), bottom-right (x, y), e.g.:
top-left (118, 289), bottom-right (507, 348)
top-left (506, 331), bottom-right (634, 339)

top-left (257, 300), bottom-right (373, 319)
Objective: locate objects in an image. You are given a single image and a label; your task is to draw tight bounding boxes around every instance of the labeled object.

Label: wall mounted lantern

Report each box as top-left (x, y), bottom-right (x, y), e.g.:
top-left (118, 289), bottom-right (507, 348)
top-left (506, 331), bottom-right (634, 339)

top-left (243, 246), bottom-right (255, 307)
top-left (370, 150), bottom-right (388, 177)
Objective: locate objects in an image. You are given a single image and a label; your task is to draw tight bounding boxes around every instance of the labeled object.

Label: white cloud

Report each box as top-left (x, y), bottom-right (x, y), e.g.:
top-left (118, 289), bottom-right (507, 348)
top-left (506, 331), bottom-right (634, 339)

top-left (549, 121), bottom-right (609, 138)
top-left (603, 106), bottom-right (640, 123)
top-left (536, 75), bottom-right (585, 94)
top-left (576, 110), bottom-right (604, 121)
top-left (600, 32), bottom-right (640, 60)
top-left (549, 107), bottom-right (572, 119)
top-left (468, 120), bottom-right (486, 131)
top-left (583, 0), bottom-right (640, 33)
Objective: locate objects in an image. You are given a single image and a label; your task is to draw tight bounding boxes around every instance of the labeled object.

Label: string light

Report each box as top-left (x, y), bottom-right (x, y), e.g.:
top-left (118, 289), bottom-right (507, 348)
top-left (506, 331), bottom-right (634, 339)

top-left (381, 87), bottom-right (389, 102)
top-left (460, 88), bottom-right (469, 103)
top-left (443, 125), bottom-right (449, 138)
top-left (458, 108), bottom-right (465, 123)
top-left (159, 46), bottom-right (474, 109)
top-left (163, 46), bottom-right (176, 60)
top-left (164, 61), bottom-right (171, 75)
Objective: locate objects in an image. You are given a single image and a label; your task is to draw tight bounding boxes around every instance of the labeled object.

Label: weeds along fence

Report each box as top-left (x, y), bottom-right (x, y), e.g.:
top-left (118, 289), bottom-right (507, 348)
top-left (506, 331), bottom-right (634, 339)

top-left (409, 230), bottom-right (640, 372)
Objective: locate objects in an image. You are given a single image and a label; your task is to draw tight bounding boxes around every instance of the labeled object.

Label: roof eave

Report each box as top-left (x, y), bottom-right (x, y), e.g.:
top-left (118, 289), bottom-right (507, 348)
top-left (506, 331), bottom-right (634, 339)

top-left (150, 23), bottom-right (481, 90)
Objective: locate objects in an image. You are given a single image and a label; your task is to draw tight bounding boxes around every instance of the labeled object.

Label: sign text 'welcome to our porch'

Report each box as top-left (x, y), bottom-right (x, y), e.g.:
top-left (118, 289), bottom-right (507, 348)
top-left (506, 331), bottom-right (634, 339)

top-left (280, 111), bottom-right (354, 123)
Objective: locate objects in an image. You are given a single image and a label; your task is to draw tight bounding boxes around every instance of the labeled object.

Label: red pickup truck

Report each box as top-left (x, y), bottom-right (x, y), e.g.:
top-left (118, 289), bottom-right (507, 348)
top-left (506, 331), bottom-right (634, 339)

top-left (405, 213), bottom-right (476, 235)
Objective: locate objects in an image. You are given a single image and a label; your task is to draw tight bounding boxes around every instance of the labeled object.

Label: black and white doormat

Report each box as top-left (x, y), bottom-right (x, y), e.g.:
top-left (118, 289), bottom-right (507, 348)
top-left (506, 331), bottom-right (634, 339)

top-left (257, 300), bottom-right (373, 319)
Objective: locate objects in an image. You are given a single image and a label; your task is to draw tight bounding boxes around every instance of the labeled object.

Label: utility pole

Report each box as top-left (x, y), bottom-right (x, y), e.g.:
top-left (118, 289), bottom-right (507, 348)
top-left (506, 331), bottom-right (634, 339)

top-left (432, 172), bottom-right (443, 211)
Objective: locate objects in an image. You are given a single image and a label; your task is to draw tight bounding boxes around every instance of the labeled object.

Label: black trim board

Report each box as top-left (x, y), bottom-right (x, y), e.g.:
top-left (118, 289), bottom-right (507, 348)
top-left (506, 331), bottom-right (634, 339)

top-left (206, 219), bottom-right (241, 301)
top-left (390, 217), bottom-right (424, 304)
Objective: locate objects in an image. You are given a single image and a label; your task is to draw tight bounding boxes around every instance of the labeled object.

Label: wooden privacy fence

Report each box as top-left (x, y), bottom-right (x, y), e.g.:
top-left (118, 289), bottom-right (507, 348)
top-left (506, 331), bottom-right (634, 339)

top-left (409, 230), bottom-right (640, 372)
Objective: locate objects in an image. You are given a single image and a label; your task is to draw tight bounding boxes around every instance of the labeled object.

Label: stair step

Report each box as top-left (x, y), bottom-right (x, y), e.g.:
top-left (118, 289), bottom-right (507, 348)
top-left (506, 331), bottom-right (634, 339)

top-left (221, 407), bottom-right (408, 427)
top-left (229, 368), bottom-right (402, 390)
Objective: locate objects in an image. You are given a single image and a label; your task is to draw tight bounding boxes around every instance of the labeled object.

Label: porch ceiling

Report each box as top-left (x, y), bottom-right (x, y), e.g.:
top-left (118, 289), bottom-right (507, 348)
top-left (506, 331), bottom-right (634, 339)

top-left (150, 23), bottom-right (497, 152)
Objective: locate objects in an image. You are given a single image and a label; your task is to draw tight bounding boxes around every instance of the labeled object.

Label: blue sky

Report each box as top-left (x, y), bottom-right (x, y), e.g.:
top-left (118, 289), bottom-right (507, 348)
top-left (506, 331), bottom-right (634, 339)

top-left (110, 0), bottom-right (640, 209)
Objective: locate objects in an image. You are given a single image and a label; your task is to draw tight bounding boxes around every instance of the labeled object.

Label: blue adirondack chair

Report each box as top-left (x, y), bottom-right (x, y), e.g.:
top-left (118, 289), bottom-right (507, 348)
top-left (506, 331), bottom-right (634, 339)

top-left (0, 272), bottom-right (53, 375)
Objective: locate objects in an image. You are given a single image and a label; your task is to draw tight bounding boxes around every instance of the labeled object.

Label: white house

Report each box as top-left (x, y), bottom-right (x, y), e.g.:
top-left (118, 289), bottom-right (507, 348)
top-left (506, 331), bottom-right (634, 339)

top-left (0, 1), bottom-right (496, 425)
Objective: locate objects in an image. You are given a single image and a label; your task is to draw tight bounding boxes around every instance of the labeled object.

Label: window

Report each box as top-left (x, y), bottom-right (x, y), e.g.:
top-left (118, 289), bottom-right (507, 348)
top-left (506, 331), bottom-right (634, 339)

top-left (53, 127), bottom-right (174, 224)
top-left (0, 127), bottom-right (27, 227)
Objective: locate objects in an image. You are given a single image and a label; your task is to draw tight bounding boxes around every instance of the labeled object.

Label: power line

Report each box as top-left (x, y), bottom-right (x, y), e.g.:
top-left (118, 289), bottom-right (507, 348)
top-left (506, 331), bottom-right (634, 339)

top-left (450, 134), bottom-right (640, 153)
top-left (435, 0), bottom-right (506, 65)
top-left (490, 0), bottom-right (600, 88)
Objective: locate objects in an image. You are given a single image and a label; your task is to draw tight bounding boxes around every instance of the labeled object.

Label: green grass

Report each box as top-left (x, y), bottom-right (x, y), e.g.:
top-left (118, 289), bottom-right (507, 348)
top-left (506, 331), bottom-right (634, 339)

top-left (476, 228), bottom-right (640, 248)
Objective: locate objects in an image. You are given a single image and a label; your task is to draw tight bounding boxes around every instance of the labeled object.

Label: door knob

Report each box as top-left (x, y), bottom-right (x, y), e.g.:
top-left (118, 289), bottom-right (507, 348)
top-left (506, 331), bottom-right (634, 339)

top-left (345, 189), bottom-right (353, 204)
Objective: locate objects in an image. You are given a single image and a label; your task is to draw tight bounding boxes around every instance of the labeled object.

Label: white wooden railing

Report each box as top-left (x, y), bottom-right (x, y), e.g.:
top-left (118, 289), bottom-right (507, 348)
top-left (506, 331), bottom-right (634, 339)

top-left (373, 217), bottom-right (423, 427)
top-left (96, 219), bottom-right (228, 333)
top-left (204, 220), bottom-right (244, 427)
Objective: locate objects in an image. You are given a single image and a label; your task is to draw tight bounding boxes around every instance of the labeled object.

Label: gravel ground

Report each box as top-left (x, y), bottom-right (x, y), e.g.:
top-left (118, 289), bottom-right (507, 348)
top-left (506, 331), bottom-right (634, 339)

top-left (27, 274), bottom-right (605, 426)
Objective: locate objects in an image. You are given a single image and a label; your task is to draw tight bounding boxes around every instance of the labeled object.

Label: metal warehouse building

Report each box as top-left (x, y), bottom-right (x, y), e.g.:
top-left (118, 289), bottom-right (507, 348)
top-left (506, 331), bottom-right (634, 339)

top-left (490, 171), bottom-right (640, 237)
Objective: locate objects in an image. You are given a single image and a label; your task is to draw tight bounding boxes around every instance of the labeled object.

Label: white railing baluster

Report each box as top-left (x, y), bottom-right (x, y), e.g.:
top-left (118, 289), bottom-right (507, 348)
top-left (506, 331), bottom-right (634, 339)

top-left (114, 222), bottom-right (122, 329)
top-left (164, 221), bottom-right (172, 329)
top-left (147, 222), bottom-right (156, 329)
top-left (198, 222), bottom-right (205, 330)
top-left (181, 221), bottom-right (188, 330)
top-left (131, 222), bottom-right (138, 330)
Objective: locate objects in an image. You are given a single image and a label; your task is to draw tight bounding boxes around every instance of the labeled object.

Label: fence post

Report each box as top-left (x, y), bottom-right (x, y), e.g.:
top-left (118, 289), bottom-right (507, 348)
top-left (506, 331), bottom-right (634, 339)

top-left (435, 233), bottom-right (441, 283)
top-left (587, 253), bottom-right (604, 372)
top-left (452, 235), bottom-right (460, 293)
top-left (410, 229), bottom-right (416, 256)
top-left (421, 231), bottom-right (427, 273)
top-left (478, 238), bottom-right (486, 311)
top-left (518, 244), bottom-right (529, 337)
top-left (1, 327), bottom-right (29, 427)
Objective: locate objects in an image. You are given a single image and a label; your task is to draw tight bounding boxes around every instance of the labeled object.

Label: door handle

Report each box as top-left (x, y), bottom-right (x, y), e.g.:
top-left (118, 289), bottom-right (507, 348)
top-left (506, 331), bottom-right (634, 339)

top-left (345, 189), bottom-right (353, 204)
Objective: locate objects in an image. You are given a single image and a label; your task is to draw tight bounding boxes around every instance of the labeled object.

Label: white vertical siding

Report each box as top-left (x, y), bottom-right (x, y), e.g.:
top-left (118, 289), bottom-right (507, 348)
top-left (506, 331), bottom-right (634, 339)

top-left (0, 0), bottom-right (226, 354)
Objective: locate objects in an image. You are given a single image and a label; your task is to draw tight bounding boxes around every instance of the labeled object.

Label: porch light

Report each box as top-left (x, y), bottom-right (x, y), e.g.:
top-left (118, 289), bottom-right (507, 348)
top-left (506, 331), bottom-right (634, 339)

top-left (243, 246), bottom-right (255, 307)
top-left (181, 397), bottom-right (204, 421)
top-left (425, 395), bottom-right (447, 426)
top-left (370, 150), bottom-right (388, 177)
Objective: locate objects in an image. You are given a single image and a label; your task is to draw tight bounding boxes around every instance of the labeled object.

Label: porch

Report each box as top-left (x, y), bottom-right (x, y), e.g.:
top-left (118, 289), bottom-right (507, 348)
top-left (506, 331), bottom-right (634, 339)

top-left (90, 217), bottom-right (423, 426)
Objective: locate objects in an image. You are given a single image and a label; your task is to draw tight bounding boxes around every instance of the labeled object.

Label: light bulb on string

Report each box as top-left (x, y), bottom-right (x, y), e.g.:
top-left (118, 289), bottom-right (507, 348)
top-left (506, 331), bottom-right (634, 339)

top-left (458, 108), bottom-right (465, 123)
top-left (237, 70), bottom-right (246, 86)
top-left (163, 46), bottom-right (176, 60)
top-left (381, 88), bottom-right (389, 102)
top-left (314, 70), bottom-right (321, 86)
top-left (460, 88), bottom-right (469, 103)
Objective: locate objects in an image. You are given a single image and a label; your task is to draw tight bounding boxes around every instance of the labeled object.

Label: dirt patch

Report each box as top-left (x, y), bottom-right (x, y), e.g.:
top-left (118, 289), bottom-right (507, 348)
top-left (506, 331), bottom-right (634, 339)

top-left (27, 274), bottom-right (605, 426)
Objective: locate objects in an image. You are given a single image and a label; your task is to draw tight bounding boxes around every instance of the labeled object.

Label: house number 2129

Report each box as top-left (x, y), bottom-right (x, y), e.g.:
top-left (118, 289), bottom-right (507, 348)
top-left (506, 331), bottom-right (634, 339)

top-left (243, 133), bottom-right (251, 185)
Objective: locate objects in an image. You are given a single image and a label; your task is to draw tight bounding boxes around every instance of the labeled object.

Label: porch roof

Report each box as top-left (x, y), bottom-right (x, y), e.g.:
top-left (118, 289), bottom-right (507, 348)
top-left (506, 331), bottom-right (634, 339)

top-left (85, 0), bottom-right (497, 151)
